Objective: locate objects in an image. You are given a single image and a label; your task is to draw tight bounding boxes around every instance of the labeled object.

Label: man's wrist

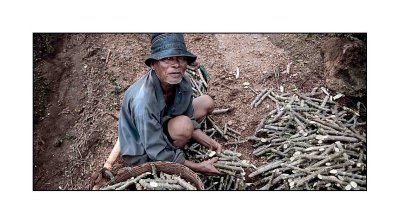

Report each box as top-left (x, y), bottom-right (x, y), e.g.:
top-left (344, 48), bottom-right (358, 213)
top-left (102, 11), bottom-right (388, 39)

top-left (184, 160), bottom-right (202, 172)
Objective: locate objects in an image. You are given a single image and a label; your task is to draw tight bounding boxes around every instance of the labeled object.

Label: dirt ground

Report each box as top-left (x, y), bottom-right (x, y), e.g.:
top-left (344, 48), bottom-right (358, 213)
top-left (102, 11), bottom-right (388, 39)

top-left (33, 33), bottom-right (358, 190)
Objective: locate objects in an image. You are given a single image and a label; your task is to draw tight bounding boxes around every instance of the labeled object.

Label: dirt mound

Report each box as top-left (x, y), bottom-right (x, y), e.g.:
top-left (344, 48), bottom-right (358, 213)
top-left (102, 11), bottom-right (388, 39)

top-left (322, 37), bottom-right (367, 97)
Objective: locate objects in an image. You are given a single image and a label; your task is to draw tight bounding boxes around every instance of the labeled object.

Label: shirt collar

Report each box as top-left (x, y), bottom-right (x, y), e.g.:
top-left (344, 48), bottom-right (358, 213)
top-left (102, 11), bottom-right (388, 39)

top-left (150, 69), bottom-right (191, 109)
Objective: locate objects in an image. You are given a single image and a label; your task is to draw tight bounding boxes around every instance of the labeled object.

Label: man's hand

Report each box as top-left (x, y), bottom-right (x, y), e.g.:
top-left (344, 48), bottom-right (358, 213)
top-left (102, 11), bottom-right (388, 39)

top-left (196, 157), bottom-right (222, 176)
top-left (90, 167), bottom-right (115, 190)
top-left (192, 129), bottom-right (222, 154)
top-left (209, 139), bottom-right (222, 154)
top-left (184, 157), bottom-right (222, 176)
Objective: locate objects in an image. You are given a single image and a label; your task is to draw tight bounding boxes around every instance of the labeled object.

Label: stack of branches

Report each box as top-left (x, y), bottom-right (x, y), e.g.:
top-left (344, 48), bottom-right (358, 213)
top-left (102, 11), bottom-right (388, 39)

top-left (199, 149), bottom-right (256, 190)
top-left (100, 164), bottom-right (197, 190)
top-left (186, 63), bottom-right (208, 98)
top-left (248, 87), bottom-right (366, 190)
top-left (184, 129), bottom-right (255, 190)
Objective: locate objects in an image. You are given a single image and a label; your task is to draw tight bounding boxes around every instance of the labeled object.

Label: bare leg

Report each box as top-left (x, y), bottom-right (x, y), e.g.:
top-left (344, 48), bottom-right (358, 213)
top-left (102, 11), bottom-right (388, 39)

top-left (192, 95), bottom-right (214, 122)
top-left (167, 115), bottom-right (194, 148)
top-left (104, 138), bottom-right (120, 169)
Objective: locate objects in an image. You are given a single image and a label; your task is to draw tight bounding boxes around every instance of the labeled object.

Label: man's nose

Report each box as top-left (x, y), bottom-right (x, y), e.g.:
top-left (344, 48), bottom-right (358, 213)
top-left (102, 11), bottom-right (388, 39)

top-left (171, 57), bottom-right (180, 66)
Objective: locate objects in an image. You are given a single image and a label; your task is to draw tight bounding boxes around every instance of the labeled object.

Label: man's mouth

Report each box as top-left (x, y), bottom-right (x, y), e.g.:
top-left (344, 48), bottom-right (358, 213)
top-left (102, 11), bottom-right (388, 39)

top-left (169, 72), bottom-right (182, 77)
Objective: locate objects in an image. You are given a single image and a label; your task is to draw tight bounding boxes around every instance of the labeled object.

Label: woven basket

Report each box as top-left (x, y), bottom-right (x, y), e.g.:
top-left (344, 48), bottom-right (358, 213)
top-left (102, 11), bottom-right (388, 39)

top-left (110, 161), bottom-right (204, 190)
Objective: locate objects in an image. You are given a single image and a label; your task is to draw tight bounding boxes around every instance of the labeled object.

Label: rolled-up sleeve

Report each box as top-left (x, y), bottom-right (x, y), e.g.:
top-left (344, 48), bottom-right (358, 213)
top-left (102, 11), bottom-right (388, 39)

top-left (134, 111), bottom-right (185, 164)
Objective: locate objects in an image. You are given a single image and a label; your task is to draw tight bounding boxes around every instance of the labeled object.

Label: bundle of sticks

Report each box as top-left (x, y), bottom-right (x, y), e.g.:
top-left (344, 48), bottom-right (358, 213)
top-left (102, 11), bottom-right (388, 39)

top-left (184, 133), bottom-right (255, 190)
top-left (248, 87), bottom-right (366, 190)
top-left (186, 63), bottom-right (208, 97)
top-left (196, 149), bottom-right (255, 190)
top-left (100, 164), bottom-right (197, 190)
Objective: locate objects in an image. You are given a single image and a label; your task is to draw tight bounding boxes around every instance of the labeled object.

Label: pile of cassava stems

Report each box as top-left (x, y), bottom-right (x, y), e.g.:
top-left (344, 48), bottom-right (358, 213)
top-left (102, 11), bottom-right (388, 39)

top-left (187, 65), bottom-right (366, 190)
top-left (184, 146), bottom-right (254, 190)
top-left (100, 164), bottom-right (197, 190)
top-left (248, 87), bottom-right (366, 190)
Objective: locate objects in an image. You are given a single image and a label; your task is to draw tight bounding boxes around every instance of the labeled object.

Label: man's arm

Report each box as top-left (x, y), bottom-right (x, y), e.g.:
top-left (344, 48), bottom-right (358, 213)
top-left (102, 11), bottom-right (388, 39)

top-left (181, 95), bottom-right (221, 153)
top-left (191, 129), bottom-right (222, 153)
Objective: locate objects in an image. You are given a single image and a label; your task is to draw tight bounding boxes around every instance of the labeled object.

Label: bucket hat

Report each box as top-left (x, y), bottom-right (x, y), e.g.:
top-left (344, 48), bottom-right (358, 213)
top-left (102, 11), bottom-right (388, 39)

top-left (145, 33), bottom-right (197, 66)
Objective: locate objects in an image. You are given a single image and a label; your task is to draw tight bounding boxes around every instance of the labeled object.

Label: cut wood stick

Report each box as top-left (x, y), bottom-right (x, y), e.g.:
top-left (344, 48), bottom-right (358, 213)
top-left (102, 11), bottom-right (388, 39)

top-left (215, 163), bottom-right (244, 172)
top-left (309, 116), bottom-right (346, 132)
top-left (281, 164), bottom-right (312, 174)
top-left (222, 149), bottom-right (241, 157)
top-left (348, 127), bottom-right (367, 143)
top-left (263, 125), bottom-right (287, 131)
top-left (105, 49), bottom-right (111, 64)
top-left (249, 160), bottom-right (284, 178)
top-left (291, 112), bottom-right (306, 130)
top-left (218, 168), bottom-right (236, 176)
top-left (266, 109), bottom-right (286, 124)
top-left (289, 134), bottom-right (316, 142)
top-left (227, 127), bottom-right (241, 135)
top-left (251, 88), bottom-right (269, 108)
top-left (216, 160), bottom-right (253, 168)
top-left (297, 94), bottom-right (330, 111)
top-left (286, 62), bottom-right (292, 75)
top-left (267, 94), bottom-right (281, 111)
top-left (207, 117), bottom-right (228, 140)
top-left (256, 176), bottom-right (272, 189)
top-left (224, 139), bottom-right (248, 146)
top-left (270, 148), bottom-right (286, 157)
top-left (253, 145), bottom-right (271, 156)
top-left (171, 175), bottom-right (197, 190)
top-left (295, 167), bottom-right (328, 187)
top-left (189, 74), bottom-right (203, 95)
top-left (336, 171), bottom-right (366, 180)
top-left (110, 172), bottom-right (152, 190)
top-left (212, 108), bottom-right (232, 115)
top-left (317, 95), bottom-right (330, 113)
top-left (309, 150), bottom-right (345, 168)
top-left (254, 89), bottom-right (272, 108)
top-left (317, 174), bottom-right (346, 186)
top-left (223, 123), bottom-right (228, 135)
top-left (315, 135), bottom-right (358, 143)
top-left (259, 171), bottom-right (276, 190)
top-left (255, 117), bottom-right (267, 135)
top-left (138, 179), bottom-right (183, 190)
top-left (337, 175), bottom-right (366, 185)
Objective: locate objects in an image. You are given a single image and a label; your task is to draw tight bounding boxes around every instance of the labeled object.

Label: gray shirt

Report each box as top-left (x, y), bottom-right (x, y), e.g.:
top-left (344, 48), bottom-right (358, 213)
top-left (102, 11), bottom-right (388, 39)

top-left (118, 69), bottom-right (200, 165)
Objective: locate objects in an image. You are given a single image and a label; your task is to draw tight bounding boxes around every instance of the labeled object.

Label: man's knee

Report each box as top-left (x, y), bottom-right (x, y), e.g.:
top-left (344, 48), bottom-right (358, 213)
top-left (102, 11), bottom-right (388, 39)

top-left (202, 95), bottom-right (215, 114)
top-left (168, 115), bottom-right (194, 140)
top-left (195, 94), bottom-right (214, 114)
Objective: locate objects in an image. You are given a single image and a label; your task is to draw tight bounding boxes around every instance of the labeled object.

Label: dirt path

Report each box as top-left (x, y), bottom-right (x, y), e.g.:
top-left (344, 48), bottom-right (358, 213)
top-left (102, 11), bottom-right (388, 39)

top-left (33, 33), bottom-right (327, 190)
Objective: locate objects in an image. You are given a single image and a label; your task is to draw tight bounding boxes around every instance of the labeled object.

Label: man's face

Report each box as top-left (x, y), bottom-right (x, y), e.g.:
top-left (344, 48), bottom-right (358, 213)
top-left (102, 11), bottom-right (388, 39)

top-left (152, 56), bottom-right (188, 85)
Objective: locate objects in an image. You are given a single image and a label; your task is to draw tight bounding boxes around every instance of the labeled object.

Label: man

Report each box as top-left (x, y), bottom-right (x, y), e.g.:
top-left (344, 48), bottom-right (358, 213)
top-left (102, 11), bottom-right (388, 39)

top-left (103, 33), bottom-right (222, 176)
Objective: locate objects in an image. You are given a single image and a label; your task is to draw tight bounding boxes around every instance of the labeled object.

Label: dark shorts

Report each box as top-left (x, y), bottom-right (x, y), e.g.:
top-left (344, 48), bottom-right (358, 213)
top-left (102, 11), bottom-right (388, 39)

top-left (162, 119), bottom-right (174, 143)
